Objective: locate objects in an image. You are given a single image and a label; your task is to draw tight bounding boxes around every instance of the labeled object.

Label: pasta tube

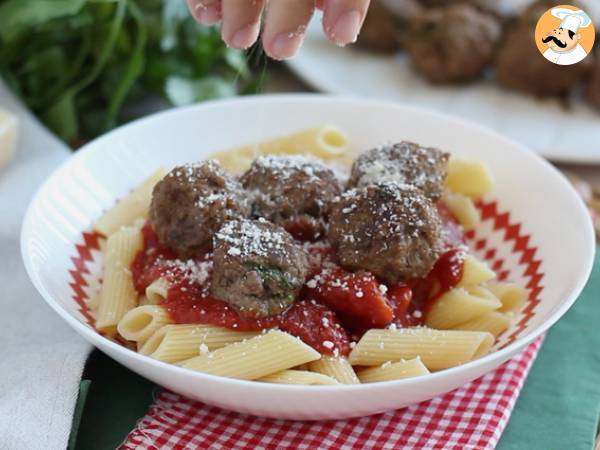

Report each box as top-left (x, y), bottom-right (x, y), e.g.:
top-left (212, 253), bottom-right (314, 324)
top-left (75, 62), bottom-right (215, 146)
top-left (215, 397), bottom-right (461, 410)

top-left (145, 277), bottom-right (170, 305)
top-left (308, 357), bottom-right (360, 384)
top-left (209, 126), bottom-right (350, 173)
top-left (425, 287), bottom-right (501, 329)
top-left (259, 370), bottom-right (339, 385)
top-left (94, 168), bottom-right (167, 236)
top-left (453, 311), bottom-right (511, 337)
top-left (117, 305), bottom-right (174, 344)
top-left (96, 226), bottom-right (143, 332)
top-left (444, 158), bottom-right (494, 199)
top-left (457, 256), bottom-right (496, 287)
top-left (349, 328), bottom-right (494, 370)
top-left (357, 358), bottom-right (430, 383)
top-left (140, 324), bottom-right (259, 363)
top-left (486, 282), bottom-right (529, 313)
top-left (180, 330), bottom-right (320, 380)
top-left (442, 191), bottom-right (480, 230)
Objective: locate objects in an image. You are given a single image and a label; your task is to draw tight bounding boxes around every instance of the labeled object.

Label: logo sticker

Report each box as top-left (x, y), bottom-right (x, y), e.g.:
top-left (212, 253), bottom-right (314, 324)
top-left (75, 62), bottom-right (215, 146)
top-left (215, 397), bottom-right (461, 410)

top-left (535, 4), bottom-right (595, 65)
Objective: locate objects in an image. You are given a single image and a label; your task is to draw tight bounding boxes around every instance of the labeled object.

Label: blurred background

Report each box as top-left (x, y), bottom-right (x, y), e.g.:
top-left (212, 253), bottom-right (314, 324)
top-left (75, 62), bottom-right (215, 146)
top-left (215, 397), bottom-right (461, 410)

top-left (0, 0), bottom-right (599, 229)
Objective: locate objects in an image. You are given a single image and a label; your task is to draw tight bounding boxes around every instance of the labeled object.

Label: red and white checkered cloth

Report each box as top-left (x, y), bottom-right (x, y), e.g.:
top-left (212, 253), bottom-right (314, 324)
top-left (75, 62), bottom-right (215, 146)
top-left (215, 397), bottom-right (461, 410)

top-left (121, 336), bottom-right (543, 450)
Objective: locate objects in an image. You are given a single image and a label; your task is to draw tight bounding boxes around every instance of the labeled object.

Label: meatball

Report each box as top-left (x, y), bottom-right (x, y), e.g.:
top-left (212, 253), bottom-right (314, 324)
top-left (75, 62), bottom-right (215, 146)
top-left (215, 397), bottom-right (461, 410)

top-left (495, 0), bottom-right (590, 97)
top-left (405, 3), bottom-right (502, 83)
top-left (149, 160), bottom-right (250, 258)
top-left (240, 155), bottom-right (342, 240)
top-left (356, 0), bottom-right (422, 53)
top-left (348, 141), bottom-right (450, 201)
top-left (328, 182), bottom-right (444, 283)
top-left (586, 48), bottom-right (600, 109)
top-left (211, 219), bottom-right (309, 318)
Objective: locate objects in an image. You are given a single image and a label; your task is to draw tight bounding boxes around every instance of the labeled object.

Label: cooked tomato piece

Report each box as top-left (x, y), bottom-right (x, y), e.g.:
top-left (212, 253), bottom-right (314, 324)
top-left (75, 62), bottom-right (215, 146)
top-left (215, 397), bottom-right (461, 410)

top-left (280, 300), bottom-right (351, 356)
top-left (387, 285), bottom-right (412, 321)
top-left (304, 267), bottom-right (394, 330)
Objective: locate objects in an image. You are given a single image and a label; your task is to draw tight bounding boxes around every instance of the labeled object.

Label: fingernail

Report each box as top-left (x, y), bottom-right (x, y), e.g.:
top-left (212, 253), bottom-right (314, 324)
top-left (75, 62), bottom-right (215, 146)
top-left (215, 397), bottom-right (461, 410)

top-left (332, 10), bottom-right (361, 45)
top-left (231, 23), bottom-right (258, 49)
top-left (270, 31), bottom-right (304, 60)
top-left (193, 2), bottom-right (221, 24)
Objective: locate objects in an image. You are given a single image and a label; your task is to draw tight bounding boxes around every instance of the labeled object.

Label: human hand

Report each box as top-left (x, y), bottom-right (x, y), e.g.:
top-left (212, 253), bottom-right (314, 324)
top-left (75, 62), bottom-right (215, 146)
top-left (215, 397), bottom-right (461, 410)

top-left (187, 0), bottom-right (371, 60)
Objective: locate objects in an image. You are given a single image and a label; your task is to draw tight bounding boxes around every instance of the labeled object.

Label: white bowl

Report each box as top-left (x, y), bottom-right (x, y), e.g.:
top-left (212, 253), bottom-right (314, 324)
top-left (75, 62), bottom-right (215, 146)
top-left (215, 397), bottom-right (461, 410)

top-left (21, 95), bottom-right (595, 420)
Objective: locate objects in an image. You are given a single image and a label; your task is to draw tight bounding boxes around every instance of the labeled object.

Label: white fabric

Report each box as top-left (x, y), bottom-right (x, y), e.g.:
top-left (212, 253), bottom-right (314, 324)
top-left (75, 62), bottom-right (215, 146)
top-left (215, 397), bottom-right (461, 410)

top-left (0, 80), bottom-right (91, 450)
top-left (543, 44), bottom-right (589, 65)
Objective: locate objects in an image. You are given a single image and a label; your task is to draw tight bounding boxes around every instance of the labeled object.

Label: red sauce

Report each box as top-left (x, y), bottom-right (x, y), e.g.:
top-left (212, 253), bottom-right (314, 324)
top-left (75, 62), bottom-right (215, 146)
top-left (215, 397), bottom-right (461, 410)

top-left (131, 210), bottom-right (466, 356)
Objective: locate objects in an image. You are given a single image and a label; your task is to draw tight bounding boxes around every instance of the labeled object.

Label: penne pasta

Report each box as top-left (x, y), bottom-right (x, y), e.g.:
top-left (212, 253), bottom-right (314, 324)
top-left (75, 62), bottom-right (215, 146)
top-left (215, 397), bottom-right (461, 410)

top-left (96, 226), bottom-right (143, 333)
top-left (308, 357), bottom-right (360, 384)
top-left (117, 305), bottom-right (174, 344)
top-left (457, 255), bottom-right (496, 287)
top-left (425, 287), bottom-right (502, 329)
top-left (453, 311), bottom-right (511, 337)
top-left (209, 126), bottom-right (351, 174)
top-left (180, 330), bottom-right (320, 380)
top-left (259, 370), bottom-right (340, 385)
top-left (357, 358), bottom-right (430, 383)
top-left (444, 158), bottom-right (494, 199)
top-left (442, 191), bottom-right (480, 231)
top-left (140, 324), bottom-right (259, 363)
top-left (349, 328), bottom-right (494, 370)
top-left (145, 277), bottom-right (170, 305)
top-left (486, 282), bottom-right (529, 313)
top-left (94, 168), bottom-right (167, 236)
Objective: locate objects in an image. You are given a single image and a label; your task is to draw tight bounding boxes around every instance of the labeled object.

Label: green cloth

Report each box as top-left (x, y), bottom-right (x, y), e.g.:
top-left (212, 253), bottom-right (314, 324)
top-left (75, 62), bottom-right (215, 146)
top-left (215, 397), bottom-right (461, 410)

top-left (71, 353), bottom-right (156, 450)
top-left (497, 250), bottom-right (600, 450)
top-left (72, 251), bottom-right (600, 450)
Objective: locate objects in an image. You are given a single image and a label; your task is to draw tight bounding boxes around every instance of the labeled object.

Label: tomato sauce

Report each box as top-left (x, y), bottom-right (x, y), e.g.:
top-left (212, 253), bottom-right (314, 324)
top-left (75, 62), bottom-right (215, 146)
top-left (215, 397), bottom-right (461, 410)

top-left (131, 211), bottom-right (466, 356)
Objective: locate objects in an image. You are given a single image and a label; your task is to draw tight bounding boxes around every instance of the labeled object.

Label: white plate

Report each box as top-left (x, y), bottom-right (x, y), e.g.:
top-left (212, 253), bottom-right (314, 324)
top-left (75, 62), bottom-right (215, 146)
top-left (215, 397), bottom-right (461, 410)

top-left (21, 94), bottom-right (595, 419)
top-left (287, 17), bottom-right (600, 164)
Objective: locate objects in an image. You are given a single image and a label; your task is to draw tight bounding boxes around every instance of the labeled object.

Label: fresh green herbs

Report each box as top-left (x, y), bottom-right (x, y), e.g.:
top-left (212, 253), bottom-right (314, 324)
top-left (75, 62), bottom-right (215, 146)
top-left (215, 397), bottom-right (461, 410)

top-left (0, 0), bottom-right (260, 144)
top-left (244, 262), bottom-right (301, 291)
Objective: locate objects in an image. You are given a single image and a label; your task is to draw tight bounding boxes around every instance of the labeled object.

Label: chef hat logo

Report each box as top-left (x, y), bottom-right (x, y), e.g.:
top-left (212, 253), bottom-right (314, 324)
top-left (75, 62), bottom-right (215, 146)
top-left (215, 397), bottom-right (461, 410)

top-left (534, 4), bottom-right (596, 66)
top-left (551, 8), bottom-right (592, 33)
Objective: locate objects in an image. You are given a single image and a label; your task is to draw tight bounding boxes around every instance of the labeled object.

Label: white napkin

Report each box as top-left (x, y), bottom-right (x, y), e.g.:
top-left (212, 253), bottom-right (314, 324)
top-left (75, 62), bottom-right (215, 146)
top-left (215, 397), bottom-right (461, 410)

top-left (0, 81), bottom-right (91, 450)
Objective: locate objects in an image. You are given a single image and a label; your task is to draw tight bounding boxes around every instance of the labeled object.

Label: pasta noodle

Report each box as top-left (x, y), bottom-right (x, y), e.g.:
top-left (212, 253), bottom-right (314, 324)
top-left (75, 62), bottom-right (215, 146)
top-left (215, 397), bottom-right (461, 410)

top-left (117, 305), bottom-right (174, 344)
top-left (308, 357), bottom-right (360, 384)
top-left (425, 287), bottom-right (502, 329)
top-left (349, 328), bottom-right (494, 370)
top-left (139, 324), bottom-right (259, 363)
top-left (180, 330), bottom-right (320, 379)
top-left (453, 311), bottom-right (511, 337)
top-left (145, 277), bottom-right (170, 305)
top-left (96, 226), bottom-right (143, 333)
top-left (94, 168), bottom-right (167, 236)
top-left (486, 282), bottom-right (529, 313)
top-left (442, 191), bottom-right (480, 230)
top-left (209, 126), bottom-right (351, 173)
top-left (357, 358), bottom-right (430, 383)
top-left (444, 158), bottom-right (494, 199)
top-left (456, 255), bottom-right (496, 287)
top-left (259, 370), bottom-right (340, 385)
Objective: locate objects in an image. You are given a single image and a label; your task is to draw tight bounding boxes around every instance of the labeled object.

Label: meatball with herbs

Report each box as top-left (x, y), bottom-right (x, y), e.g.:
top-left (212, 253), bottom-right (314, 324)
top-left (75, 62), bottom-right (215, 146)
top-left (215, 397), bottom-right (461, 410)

top-left (356, 0), bottom-right (422, 53)
top-left (348, 141), bottom-right (450, 200)
top-left (328, 182), bottom-right (443, 284)
top-left (405, 3), bottom-right (502, 83)
top-left (211, 219), bottom-right (309, 318)
top-left (149, 161), bottom-right (249, 258)
top-left (240, 155), bottom-right (341, 240)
